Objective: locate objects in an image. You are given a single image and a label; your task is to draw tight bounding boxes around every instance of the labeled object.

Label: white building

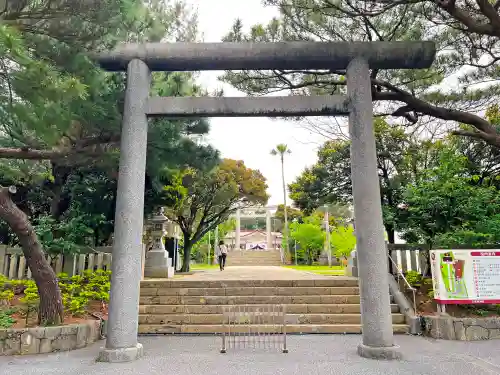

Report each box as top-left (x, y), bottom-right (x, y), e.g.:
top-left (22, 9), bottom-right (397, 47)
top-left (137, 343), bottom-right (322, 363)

top-left (224, 229), bottom-right (283, 250)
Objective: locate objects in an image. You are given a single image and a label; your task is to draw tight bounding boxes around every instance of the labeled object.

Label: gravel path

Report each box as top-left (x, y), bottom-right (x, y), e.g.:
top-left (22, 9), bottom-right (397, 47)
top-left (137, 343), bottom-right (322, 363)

top-left (173, 266), bottom-right (350, 280)
top-left (2, 335), bottom-right (500, 375)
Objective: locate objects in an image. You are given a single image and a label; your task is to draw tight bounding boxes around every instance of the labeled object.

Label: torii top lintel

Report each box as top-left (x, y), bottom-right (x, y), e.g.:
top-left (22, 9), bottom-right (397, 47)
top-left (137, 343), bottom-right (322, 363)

top-left (95, 41), bottom-right (436, 72)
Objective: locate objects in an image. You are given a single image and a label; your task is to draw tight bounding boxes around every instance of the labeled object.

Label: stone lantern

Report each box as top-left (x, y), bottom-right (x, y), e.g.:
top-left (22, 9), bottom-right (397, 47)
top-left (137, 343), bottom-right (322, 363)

top-left (144, 207), bottom-right (174, 278)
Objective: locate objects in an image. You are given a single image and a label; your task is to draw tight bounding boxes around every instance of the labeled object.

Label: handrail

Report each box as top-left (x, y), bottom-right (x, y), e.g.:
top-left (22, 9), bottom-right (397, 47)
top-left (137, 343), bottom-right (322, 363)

top-left (388, 254), bottom-right (417, 314)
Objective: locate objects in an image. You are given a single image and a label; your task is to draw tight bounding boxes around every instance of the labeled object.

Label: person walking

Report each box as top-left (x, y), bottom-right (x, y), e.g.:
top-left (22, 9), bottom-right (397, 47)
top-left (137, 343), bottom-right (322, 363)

top-left (216, 240), bottom-right (228, 271)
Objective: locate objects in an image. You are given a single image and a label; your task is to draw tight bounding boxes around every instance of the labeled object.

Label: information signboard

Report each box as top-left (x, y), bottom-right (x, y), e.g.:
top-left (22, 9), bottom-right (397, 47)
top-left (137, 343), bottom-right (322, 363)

top-left (430, 249), bottom-right (500, 304)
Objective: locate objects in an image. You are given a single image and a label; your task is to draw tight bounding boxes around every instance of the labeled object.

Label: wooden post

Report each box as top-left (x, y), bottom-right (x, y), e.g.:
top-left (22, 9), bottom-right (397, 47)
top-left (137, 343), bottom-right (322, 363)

top-left (0, 245), bottom-right (6, 276)
top-left (62, 254), bottom-right (77, 276)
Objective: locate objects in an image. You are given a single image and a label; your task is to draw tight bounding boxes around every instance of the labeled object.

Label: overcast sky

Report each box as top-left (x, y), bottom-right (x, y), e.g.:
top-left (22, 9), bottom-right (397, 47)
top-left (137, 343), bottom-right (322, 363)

top-left (183, 0), bottom-right (327, 205)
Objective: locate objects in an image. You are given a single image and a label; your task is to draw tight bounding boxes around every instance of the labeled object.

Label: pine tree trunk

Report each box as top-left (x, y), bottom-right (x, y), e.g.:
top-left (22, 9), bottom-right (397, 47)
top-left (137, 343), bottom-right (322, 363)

top-left (0, 186), bottom-right (63, 325)
top-left (385, 225), bottom-right (395, 244)
top-left (181, 233), bottom-right (192, 272)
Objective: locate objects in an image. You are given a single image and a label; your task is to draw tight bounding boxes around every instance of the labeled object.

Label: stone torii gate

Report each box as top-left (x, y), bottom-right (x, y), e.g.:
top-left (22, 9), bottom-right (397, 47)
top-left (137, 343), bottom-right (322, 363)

top-left (94, 41), bottom-right (435, 362)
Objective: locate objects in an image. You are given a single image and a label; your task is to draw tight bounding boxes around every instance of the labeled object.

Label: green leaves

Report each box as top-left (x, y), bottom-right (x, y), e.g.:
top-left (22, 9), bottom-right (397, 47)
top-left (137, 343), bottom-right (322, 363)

top-left (289, 118), bottom-right (416, 240)
top-left (151, 159), bottom-right (268, 269)
top-left (221, 0), bottom-right (500, 147)
top-left (330, 225), bottom-right (356, 259)
top-left (400, 144), bottom-right (500, 246)
top-left (34, 215), bottom-right (99, 255)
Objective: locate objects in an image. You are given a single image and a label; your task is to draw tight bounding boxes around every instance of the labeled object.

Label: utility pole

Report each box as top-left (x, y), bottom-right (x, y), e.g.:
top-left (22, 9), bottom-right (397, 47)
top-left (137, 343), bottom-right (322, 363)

top-left (292, 218), bottom-right (298, 265)
top-left (207, 231), bottom-right (211, 265)
top-left (324, 205), bottom-right (332, 267)
top-left (214, 226), bottom-right (219, 252)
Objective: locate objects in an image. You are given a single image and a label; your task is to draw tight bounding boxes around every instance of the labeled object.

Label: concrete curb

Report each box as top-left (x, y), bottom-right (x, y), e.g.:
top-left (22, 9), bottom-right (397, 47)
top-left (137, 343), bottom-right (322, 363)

top-left (97, 343), bottom-right (144, 363)
top-left (357, 343), bottom-right (402, 360)
top-left (0, 320), bottom-right (102, 355)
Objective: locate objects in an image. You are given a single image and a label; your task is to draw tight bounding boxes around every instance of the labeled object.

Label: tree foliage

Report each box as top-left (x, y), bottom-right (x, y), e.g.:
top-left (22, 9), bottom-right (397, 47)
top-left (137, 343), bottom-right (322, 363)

top-left (274, 204), bottom-right (303, 226)
top-left (401, 145), bottom-right (500, 247)
top-left (191, 218), bottom-right (236, 263)
top-left (222, 1), bottom-right (500, 147)
top-left (289, 219), bottom-right (325, 265)
top-left (271, 143), bottom-right (291, 252)
top-left (289, 118), bottom-right (424, 242)
top-left (154, 159), bottom-right (269, 271)
top-left (330, 225), bottom-right (356, 260)
top-left (0, 0), bottom-right (215, 325)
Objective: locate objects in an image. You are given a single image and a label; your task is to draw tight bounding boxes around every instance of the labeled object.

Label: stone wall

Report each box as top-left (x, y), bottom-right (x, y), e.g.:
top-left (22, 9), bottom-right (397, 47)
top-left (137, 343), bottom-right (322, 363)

top-left (422, 315), bottom-right (500, 341)
top-left (0, 320), bottom-right (102, 355)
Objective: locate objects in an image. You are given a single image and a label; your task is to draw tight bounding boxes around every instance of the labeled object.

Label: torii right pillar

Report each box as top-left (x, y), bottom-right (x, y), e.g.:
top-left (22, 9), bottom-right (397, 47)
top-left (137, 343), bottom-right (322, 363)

top-left (347, 58), bottom-right (400, 360)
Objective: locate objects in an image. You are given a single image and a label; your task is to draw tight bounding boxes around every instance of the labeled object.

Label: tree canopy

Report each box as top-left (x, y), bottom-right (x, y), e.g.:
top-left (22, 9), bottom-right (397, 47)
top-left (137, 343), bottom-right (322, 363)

top-left (289, 219), bottom-right (325, 264)
top-left (222, 1), bottom-right (500, 147)
top-left (153, 158), bottom-right (269, 271)
top-left (0, 0), bottom-right (219, 324)
top-left (289, 118), bottom-right (422, 242)
top-left (401, 145), bottom-right (500, 247)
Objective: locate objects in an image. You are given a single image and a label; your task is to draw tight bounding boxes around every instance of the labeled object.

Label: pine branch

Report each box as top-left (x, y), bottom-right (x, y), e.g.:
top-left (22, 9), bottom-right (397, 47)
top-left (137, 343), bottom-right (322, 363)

top-left (0, 133), bottom-right (121, 160)
top-left (435, 0), bottom-right (500, 37)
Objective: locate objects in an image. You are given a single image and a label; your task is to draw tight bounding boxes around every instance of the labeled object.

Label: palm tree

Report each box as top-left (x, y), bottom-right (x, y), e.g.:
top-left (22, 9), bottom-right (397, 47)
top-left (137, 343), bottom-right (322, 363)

top-left (271, 144), bottom-right (291, 261)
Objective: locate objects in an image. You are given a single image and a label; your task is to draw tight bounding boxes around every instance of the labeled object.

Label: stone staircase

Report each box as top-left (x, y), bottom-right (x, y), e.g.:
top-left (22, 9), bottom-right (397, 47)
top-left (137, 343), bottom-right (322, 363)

top-left (226, 250), bottom-right (282, 266)
top-left (138, 278), bottom-right (408, 334)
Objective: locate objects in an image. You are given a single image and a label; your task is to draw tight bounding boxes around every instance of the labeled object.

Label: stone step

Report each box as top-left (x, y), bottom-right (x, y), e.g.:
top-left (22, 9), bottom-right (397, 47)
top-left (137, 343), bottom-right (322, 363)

top-left (227, 263), bottom-right (283, 267)
top-left (229, 251), bottom-right (280, 253)
top-left (227, 261), bottom-right (282, 265)
top-left (224, 252), bottom-right (282, 266)
top-left (226, 264), bottom-right (282, 266)
top-left (228, 254), bottom-right (281, 258)
top-left (139, 295), bottom-right (367, 305)
top-left (138, 323), bottom-right (409, 334)
top-left (228, 258), bottom-right (281, 261)
top-left (227, 259), bottom-right (281, 262)
top-left (139, 303), bottom-right (400, 314)
top-left (226, 258), bottom-right (281, 267)
top-left (139, 313), bottom-right (406, 325)
top-left (228, 259), bottom-right (281, 262)
top-left (141, 279), bottom-right (359, 288)
top-left (228, 258), bottom-right (281, 260)
top-left (228, 255), bottom-right (281, 258)
top-left (140, 286), bottom-right (360, 297)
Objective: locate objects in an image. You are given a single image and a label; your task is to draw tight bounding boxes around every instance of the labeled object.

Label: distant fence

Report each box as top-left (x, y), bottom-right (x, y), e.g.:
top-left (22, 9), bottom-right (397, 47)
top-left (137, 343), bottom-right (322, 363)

top-left (0, 245), bottom-right (146, 280)
top-left (386, 243), bottom-right (500, 276)
top-left (387, 244), bottom-right (427, 275)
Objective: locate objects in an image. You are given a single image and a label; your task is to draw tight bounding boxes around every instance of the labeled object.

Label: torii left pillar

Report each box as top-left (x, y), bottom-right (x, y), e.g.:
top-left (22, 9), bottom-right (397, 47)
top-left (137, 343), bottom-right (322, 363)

top-left (97, 59), bottom-right (149, 362)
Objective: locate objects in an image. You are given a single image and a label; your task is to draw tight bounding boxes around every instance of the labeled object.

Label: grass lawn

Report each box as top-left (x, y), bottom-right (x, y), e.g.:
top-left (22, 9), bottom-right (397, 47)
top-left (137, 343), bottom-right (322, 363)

top-left (284, 265), bottom-right (346, 276)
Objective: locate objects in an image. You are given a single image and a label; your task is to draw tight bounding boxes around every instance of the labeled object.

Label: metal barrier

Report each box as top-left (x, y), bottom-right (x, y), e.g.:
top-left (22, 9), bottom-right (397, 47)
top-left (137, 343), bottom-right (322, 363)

top-left (221, 304), bottom-right (288, 353)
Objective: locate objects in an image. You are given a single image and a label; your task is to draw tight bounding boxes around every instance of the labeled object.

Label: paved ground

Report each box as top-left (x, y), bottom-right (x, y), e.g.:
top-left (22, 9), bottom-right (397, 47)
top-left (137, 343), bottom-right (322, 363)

top-left (2, 335), bottom-right (500, 375)
top-left (173, 266), bottom-right (346, 280)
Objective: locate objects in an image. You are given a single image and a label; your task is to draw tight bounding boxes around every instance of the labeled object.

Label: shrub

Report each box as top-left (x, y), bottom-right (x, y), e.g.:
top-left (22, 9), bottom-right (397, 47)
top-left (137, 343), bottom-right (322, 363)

top-left (58, 269), bottom-right (111, 316)
top-left (19, 280), bottom-right (40, 325)
top-left (422, 277), bottom-right (433, 286)
top-left (0, 269), bottom-right (111, 324)
top-left (405, 270), bottom-right (423, 288)
top-left (0, 289), bottom-right (14, 306)
top-left (0, 309), bottom-right (16, 328)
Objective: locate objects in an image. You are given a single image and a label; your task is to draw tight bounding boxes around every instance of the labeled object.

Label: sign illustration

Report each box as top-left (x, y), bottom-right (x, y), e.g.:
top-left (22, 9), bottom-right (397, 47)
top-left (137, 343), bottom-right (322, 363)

top-left (430, 250), bottom-right (500, 304)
